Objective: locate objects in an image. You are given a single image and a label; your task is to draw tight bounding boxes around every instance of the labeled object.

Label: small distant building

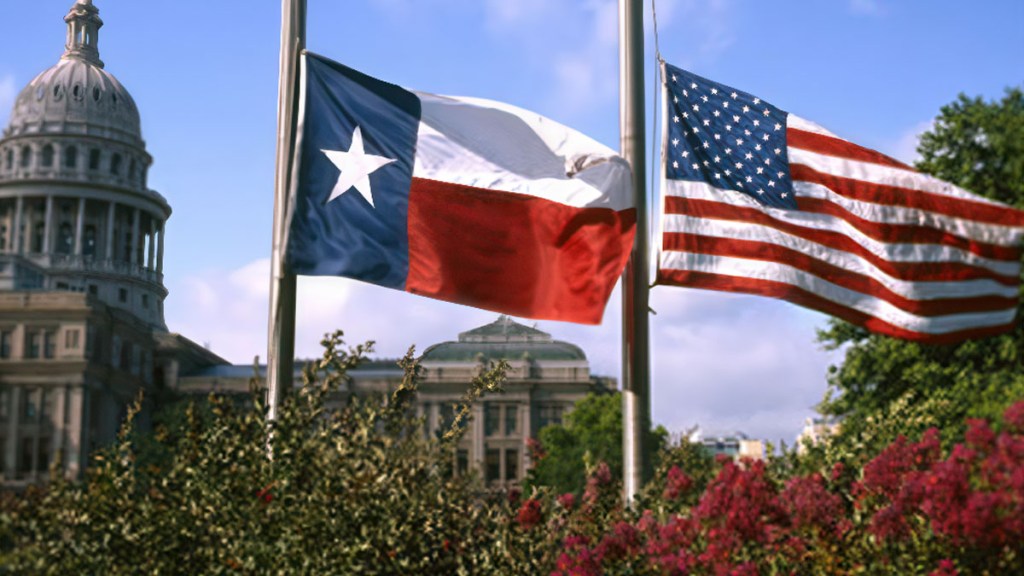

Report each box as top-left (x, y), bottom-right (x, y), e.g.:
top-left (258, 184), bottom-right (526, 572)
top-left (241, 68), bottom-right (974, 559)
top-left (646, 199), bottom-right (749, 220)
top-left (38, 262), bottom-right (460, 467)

top-left (795, 416), bottom-right (841, 454)
top-left (176, 316), bottom-right (615, 489)
top-left (691, 429), bottom-right (766, 461)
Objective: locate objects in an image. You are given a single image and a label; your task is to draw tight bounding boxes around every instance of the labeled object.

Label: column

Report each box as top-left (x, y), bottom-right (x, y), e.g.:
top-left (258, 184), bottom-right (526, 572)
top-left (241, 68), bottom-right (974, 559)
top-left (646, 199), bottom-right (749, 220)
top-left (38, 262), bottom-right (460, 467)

top-left (65, 386), bottom-right (85, 479)
top-left (52, 386), bottom-right (68, 469)
top-left (147, 217), bottom-right (156, 270)
top-left (105, 201), bottom-right (115, 260)
top-left (42, 195), bottom-right (54, 253)
top-left (74, 197), bottom-right (86, 256)
top-left (3, 387), bottom-right (19, 478)
top-left (12, 196), bottom-right (22, 254)
top-left (156, 223), bottom-right (164, 274)
top-left (131, 208), bottom-right (140, 266)
top-left (471, 403), bottom-right (485, 472)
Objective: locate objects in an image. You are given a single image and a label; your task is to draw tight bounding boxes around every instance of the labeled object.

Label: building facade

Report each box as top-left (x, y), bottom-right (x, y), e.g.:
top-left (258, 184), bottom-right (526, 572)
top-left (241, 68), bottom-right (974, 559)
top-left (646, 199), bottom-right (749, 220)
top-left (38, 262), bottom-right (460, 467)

top-left (178, 316), bottom-right (615, 489)
top-left (0, 0), bottom-right (224, 487)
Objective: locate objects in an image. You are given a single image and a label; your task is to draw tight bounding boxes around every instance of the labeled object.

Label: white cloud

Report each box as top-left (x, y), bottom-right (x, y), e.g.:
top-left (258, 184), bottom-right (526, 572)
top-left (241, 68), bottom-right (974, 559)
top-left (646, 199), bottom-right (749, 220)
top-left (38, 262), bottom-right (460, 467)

top-left (165, 257), bottom-right (838, 445)
top-left (886, 119), bottom-right (934, 165)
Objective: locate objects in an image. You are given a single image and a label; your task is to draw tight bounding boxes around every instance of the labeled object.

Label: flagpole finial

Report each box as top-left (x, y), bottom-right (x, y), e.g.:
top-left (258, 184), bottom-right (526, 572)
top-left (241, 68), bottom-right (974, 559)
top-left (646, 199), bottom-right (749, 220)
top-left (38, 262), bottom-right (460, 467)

top-left (63, 0), bottom-right (104, 67)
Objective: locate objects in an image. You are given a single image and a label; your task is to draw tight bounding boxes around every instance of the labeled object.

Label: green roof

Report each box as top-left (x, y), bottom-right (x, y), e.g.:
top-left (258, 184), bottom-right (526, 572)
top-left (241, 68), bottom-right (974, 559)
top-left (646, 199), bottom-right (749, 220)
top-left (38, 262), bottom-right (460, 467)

top-left (420, 316), bottom-right (586, 362)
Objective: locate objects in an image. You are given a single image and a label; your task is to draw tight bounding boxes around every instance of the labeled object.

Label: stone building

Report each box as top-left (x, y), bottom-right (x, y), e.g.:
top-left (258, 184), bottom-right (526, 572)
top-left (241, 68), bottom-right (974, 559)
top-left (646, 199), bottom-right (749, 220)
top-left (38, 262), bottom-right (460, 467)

top-left (0, 0), bottom-right (224, 487)
top-left (178, 316), bottom-right (615, 489)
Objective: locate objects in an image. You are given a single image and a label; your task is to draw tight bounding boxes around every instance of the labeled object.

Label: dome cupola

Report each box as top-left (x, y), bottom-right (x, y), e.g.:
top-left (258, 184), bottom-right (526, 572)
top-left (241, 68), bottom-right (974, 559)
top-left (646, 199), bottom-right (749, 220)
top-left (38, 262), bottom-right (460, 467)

top-left (4, 0), bottom-right (142, 147)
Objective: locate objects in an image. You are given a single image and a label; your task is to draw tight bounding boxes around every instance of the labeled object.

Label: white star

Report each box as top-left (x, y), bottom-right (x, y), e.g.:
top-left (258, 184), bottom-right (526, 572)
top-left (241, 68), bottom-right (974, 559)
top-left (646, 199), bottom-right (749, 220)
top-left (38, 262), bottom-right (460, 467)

top-left (763, 134), bottom-right (770, 141)
top-left (731, 91), bottom-right (738, 99)
top-left (703, 119), bottom-right (711, 126)
top-left (672, 161), bottom-right (679, 168)
top-left (672, 138), bottom-right (680, 146)
top-left (777, 171), bottom-right (784, 178)
top-left (753, 98), bottom-right (761, 105)
top-left (692, 127), bottom-right (700, 134)
top-left (768, 180), bottom-right (775, 187)
top-left (673, 96), bottom-right (679, 104)
top-left (692, 163), bottom-right (699, 170)
top-left (673, 115), bottom-right (680, 123)
top-left (754, 144), bottom-right (762, 151)
top-left (742, 105), bottom-right (750, 113)
top-left (702, 141), bottom-right (710, 149)
top-left (724, 148), bottom-right (732, 154)
top-left (735, 162), bottom-right (743, 169)
top-left (774, 147), bottom-right (782, 155)
top-left (733, 115), bottom-right (741, 123)
top-left (711, 88), bottom-right (718, 95)
top-left (757, 167), bottom-right (764, 174)
top-left (671, 74), bottom-right (678, 82)
top-left (723, 102), bottom-right (730, 109)
top-left (691, 82), bottom-right (698, 89)
top-left (736, 138), bottom-right (744, 146)
top-left (745, 153), bottom-right (753, 160)
top-left (692, 104), bottom-right (700, 112)
top-left (322, 126), bottom-right (396, 207)
top-left (681, 150), bottom-right (689, 158)
top-left (774, 123), bottom-right (782, 131)
top-left (713, 155), bottom-right (721, 163)
top-left (713, 110), bottom-right (721, 117)
top-left (725, 125), bottom-right (733, 131)
top-left (724, 169), bottom-right (731, 176)
top-left (701, 95), bottom-right (709, 103)
top-left (753, 119), bottom-right (760, 127)
top-left (763, 108), bottom-right (771, 116)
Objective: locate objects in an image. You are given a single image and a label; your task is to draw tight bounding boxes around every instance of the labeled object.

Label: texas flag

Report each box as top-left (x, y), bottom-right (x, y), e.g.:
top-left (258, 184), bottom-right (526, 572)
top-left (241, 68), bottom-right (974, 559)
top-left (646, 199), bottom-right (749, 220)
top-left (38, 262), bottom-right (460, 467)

top-left (286, 52), bottom-right (635, 324)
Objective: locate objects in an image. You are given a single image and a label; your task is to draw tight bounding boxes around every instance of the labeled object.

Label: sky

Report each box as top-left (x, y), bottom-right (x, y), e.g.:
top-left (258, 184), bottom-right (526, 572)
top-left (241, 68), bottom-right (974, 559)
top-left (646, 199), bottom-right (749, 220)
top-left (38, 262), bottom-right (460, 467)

top-left (2, 0), bottom-right (1022, 445)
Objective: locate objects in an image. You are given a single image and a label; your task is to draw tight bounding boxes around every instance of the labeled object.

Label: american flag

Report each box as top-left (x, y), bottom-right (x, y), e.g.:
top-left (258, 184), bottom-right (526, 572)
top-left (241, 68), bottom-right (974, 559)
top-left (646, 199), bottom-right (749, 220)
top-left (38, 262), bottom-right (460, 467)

top-left (657, 62), bottom-right (1024, 343)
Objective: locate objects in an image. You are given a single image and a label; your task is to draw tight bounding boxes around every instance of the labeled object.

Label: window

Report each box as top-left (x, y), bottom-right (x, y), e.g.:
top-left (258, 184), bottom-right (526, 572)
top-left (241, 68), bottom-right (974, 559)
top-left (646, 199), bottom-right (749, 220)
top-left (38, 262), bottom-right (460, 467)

top-left (64, 145), bottom-right (78, 168)
top-left (23, 389), bottom-right (38, 420)
top-left (110, 153), bottom-right (122, 175)
top-left (0, 388), bottom-right (10, 421)
top-left (88, 284), bottom-right (98, 296)
top-left (65, 328), bottom-right (80, 349)
top-left (485, 404), bottom-right (501, 437)
top-left (43, 330), bottom-right (56, 358)
top-left (131, 346), bottom-right (141, 376)
top-left (57, 222), bottom-right (73, 254)
top-left (41, 144), bottom-right (54, 167)
top-left (505, 405), bottom-right (519, 436)
top-left (36, 438), bottom-right (51, 475)
top-left (118, 288), bottom-right (127, 303)
top-left (19, 438), bottom-right (34, 477)
top-left (4, 148), bottom-right (11, 170)
top-left (120, 342), bottom-right (132, 371)
top-left (25, 329), bottom-right (41, 359)
top-left (0, 329), bottom-right (11, 358)
top-left (88, 149), bottom-right (101, 170)
top-left (505, 449), bottom-right (519, 481)
top-left (20, 145), bottom-right (32, 168)
top-left (485, 449), bottom-right (501, 482)
top-left (538, 404), bottom-right (565, 429)
top-left (31, 221), bottom-right (44, 252)
top-left (83, 225), bottom-right (96, 256)
top-left (456, 449), bottom-right (469, 476)
top-left (40, 389), bottom-right (53, 421)
top-left (141, 294), bottom-right (149, 309)
top-left (0, 224), bottom-right (6, 250)
top-left (111, 335), bottom-right (121, 368)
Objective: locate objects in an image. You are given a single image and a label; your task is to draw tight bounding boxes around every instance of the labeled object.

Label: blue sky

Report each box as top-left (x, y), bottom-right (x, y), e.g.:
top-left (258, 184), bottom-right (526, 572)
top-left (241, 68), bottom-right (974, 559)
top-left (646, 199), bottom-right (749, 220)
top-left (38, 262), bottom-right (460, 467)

top-left (2, 0), bottom-right (1022, 444)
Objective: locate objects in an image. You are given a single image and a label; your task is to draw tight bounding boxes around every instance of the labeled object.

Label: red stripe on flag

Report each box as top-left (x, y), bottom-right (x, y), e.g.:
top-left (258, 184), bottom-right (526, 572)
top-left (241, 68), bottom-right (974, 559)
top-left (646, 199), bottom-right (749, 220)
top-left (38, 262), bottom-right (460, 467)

top-left (406, 177), bottom-right (636, 324)
top-left (796, 197), bottom-right (1022, 264)
top-left (664, 196), bottom-right (1020, 281)
top-left (788, 128), bottom-right (911, 169)
top-left (791, 164), bottom-right (1024, 228)
top-left (662, 233), bottom-right (1018, 316)
top-left (655, 269), bottom-right (1019, 344)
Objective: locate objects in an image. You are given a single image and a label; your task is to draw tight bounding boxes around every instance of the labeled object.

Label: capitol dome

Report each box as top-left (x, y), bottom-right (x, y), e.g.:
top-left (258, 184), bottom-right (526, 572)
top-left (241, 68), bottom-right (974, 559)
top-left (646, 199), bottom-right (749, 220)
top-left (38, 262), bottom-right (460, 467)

top-left (0, 0), bottom-right (169, 330)
top-left (3, 0), bottom-right (142, 147)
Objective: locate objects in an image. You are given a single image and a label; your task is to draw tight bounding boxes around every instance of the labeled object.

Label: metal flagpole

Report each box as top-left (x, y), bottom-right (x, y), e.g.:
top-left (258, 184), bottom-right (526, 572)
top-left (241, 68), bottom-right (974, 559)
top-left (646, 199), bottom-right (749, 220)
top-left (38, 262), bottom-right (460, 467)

top-left (619, 0), bottom-right (650, 502)
top-left (267, 0), bottom-right (306, 423)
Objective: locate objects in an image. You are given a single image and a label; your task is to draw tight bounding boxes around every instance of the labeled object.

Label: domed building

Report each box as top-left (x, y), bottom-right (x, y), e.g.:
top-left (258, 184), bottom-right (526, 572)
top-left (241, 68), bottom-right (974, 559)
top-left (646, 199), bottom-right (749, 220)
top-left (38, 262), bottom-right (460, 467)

top-left (177, 315), bottom-right (615, 489)
top-left (0, 0), bottom-right (224, 486)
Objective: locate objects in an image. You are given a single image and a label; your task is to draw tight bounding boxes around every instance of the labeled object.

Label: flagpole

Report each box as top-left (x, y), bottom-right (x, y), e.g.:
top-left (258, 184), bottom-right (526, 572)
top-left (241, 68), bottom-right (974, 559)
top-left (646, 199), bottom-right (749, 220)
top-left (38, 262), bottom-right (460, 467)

top-left (267, 0), bottom-right (306, 423)
top-left (619, 0), bottom-right (650, 502)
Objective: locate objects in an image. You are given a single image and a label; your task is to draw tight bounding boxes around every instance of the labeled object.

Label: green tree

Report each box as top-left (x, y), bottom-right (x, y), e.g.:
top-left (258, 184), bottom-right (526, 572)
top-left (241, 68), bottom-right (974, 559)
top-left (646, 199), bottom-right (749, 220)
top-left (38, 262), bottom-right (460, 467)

top-left (817, 88), bottom-right (1024, 456)
top-left (526, 392), bottom-right (666, 495)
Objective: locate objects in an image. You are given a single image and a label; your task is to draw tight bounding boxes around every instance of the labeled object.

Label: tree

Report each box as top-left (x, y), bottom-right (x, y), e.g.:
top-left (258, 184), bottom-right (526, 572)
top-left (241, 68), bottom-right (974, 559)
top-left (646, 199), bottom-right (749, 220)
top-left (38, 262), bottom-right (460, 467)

top-left (526, 392), bottom-right (667, 495)
top-left (818, 88), bottom-right (1024, 453)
